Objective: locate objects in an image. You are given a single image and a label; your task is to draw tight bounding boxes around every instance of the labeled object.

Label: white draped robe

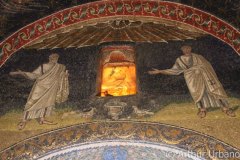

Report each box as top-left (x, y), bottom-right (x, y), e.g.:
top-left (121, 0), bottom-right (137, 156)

top-left (22, 63), bottom-right (69, 120)
top-left (161, 53), bottom-right (228, 108)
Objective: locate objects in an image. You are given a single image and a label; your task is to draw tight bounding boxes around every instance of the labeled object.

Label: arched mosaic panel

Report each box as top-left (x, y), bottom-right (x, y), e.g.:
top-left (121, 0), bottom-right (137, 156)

top-left (1, 122), bottom-right (239, 159)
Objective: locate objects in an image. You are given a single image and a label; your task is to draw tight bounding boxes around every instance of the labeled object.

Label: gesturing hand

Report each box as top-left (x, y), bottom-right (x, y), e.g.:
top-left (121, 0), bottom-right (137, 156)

top-left (148, 68), bottom-right (161, 75)
top-left (9, 69), bottom-right (24, 76)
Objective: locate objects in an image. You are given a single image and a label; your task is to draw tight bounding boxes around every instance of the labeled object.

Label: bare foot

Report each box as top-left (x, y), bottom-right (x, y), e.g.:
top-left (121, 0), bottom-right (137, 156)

top-left (222, 108), bottom-right (236, 117)
top-left (17, 121), bottom-right (26, 130)
top-left (197, 110), bottom-right (206, 118)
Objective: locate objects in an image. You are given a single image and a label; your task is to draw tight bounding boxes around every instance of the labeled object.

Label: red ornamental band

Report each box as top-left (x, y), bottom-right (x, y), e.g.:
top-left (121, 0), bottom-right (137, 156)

top-left (0, 0), bottom-right (239, 67)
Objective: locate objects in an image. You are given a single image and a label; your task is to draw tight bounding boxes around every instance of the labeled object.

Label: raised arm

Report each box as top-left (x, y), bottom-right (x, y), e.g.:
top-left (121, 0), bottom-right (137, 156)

top-left (9, 65), bottom-right (42, 80)
top-left (148, 58), bottom-right (184, 76)
top-left (148, 68), bottom-right (162, 75)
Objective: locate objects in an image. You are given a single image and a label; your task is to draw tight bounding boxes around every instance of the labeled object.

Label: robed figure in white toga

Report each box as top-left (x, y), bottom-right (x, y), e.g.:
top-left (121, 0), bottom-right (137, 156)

top-left (148, 46), bottom-right (235, 118)
top-left (10, 53), bottom-right (69, 129)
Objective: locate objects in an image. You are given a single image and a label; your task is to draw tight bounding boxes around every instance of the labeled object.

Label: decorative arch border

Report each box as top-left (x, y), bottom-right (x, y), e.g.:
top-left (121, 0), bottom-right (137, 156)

top-left (0, 121), bottom-right (239, 159)
top-left (0, 0), bottom-right (239, 67)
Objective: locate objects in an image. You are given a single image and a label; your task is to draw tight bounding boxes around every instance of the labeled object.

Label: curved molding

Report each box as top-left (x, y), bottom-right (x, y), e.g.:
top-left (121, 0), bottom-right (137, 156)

top-left (0, 121), bottom-right (239, 159)
top-left (0, 0), bottom-right (239, 67)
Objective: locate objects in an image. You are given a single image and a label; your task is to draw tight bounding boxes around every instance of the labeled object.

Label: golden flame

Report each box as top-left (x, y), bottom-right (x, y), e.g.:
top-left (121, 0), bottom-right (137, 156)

top-left (101, 65), bottom-right (137, 96)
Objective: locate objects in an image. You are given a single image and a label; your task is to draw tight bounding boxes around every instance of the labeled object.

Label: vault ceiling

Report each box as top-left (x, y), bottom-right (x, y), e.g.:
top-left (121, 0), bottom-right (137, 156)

top-left (24, 18), bottom-right (206, 49)
top-left (0, 0), bottom-right (239, 41)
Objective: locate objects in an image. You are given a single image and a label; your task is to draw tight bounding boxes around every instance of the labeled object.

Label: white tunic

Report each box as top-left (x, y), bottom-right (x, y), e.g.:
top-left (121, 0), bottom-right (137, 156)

top-left (22, 63), bottom-right (69, 120)
top-left (161, 53), bottom-right (228, 108)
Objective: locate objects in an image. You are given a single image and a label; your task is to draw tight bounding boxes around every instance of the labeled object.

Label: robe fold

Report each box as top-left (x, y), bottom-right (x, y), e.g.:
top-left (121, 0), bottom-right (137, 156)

top-left (23, 63), bottom-right (69, 120)
top-left (161, 53), bottom-right (228, 108)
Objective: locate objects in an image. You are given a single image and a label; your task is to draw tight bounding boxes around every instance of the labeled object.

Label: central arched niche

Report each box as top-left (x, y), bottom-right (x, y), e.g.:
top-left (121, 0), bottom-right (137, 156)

top-left (97, 45), bottom-right (137, 97)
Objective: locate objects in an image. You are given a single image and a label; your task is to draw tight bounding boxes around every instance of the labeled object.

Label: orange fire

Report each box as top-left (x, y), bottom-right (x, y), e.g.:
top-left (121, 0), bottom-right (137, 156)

top-left (101, 64), bottom-right (137, 96)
